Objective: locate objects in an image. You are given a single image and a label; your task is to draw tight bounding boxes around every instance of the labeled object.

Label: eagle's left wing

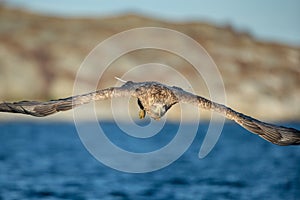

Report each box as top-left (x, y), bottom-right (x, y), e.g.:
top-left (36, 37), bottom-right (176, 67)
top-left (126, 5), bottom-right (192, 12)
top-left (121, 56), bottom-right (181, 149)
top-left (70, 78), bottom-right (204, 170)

top-left (171, 86), bottom-right (300, 146)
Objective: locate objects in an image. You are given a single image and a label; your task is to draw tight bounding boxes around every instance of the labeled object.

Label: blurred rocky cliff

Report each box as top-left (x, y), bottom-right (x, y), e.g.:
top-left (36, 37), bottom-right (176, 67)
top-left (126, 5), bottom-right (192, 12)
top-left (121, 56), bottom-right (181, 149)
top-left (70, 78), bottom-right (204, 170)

top-left (0, 6), bottom-right (299, 121)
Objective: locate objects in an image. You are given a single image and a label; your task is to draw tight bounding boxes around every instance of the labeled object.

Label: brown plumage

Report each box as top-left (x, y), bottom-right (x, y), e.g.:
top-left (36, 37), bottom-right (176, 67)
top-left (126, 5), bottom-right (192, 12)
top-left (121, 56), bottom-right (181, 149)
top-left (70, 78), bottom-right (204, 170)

top-left (0, 81), bottom-right (299, 146)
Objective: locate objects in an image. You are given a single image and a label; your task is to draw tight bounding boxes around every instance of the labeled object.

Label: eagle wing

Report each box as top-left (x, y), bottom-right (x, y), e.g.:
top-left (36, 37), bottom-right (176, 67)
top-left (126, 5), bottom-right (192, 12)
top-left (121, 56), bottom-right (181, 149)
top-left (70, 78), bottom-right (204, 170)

top-left (0, 81), bottom-right (138, 117)
top-left (171, 86), bottom-right (300, 146)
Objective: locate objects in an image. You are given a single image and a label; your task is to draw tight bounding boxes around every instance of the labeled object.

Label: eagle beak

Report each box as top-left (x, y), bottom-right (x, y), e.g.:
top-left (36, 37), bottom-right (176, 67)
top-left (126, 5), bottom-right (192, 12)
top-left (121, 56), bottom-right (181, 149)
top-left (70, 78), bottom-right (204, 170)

top-left (139, 109), bottom-right (146, 119)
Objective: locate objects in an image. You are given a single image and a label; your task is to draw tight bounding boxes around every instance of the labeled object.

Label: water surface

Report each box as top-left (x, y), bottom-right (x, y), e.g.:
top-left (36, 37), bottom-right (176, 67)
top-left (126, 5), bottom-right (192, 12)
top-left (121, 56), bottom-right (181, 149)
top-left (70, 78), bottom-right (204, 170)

top-left (0, 121), bottom-right (299, 200)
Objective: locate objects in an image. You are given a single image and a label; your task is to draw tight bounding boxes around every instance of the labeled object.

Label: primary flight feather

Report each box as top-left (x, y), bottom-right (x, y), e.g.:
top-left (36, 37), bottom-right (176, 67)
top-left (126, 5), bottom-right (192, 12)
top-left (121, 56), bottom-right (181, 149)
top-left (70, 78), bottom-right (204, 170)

top-left (1, 81), bottom-right (299, 146)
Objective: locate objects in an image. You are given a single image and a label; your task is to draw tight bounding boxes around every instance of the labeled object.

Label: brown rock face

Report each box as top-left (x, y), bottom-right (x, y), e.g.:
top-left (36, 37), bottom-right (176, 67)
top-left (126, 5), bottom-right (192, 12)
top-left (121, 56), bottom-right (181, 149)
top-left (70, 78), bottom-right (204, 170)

top-left (0, 6), bottom-right (299, 121)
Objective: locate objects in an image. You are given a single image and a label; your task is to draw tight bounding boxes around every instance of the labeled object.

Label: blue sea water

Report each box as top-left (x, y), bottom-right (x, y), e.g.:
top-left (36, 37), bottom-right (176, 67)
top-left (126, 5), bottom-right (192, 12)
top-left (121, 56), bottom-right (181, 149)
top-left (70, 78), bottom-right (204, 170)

top-left (0, 121), bottom-right (299, 200)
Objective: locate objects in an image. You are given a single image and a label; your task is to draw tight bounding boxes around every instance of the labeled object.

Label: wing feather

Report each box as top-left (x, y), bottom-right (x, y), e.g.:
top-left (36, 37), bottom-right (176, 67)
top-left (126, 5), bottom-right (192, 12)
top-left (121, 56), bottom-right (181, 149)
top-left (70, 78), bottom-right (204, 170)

top-left (172, 86), bottom-right (300, 146)
top-left (235, 114), bottom-right (300, 145)
top-left (0, 82), bottom-right (138, 117)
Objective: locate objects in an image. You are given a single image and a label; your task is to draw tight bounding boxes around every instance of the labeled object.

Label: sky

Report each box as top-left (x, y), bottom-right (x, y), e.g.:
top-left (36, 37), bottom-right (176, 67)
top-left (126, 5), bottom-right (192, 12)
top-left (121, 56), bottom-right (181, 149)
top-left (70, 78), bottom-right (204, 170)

top-left (4, 0), bottom-right (300, 46)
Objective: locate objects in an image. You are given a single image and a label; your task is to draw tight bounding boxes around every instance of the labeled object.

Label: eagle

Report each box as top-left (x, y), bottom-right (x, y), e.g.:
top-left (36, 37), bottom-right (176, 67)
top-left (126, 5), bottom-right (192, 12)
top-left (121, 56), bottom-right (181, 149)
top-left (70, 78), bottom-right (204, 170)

top-left (0, 80), bottom-right (299, 146)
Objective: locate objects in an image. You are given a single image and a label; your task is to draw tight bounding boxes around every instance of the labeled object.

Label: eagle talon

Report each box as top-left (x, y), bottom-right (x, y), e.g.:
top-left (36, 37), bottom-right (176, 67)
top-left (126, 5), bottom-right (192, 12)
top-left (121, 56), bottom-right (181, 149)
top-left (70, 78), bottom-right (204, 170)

top-left (139, 109), bottom-right (145, 119)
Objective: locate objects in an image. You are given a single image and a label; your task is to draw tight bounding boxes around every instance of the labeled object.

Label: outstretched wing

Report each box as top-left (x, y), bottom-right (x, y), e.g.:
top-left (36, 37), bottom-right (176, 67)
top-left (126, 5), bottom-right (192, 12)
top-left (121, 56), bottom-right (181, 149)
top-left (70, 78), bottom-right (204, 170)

top-left (172, 86), bottom-right (300, 146)
top-left (0, 81), bottom-right (138, 117)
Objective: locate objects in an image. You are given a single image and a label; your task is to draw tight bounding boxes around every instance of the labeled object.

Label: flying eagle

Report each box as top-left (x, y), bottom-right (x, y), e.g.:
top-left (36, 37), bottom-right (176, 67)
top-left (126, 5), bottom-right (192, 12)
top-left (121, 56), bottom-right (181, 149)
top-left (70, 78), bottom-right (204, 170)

top-left (0, 80), bottom-right (299, 146)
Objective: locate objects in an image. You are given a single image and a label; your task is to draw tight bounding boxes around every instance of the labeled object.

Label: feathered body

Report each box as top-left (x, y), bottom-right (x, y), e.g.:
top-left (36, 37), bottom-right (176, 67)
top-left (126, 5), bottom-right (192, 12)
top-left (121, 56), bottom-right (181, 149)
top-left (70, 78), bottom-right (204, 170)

top-left (134, 82), bottom-right (178, 119)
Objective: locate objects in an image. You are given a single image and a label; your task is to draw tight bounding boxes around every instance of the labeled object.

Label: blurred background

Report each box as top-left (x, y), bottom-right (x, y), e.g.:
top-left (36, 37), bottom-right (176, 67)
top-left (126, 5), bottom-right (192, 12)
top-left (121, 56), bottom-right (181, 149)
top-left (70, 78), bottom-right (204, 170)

top-left (0, 0), bottom-right (299, 121)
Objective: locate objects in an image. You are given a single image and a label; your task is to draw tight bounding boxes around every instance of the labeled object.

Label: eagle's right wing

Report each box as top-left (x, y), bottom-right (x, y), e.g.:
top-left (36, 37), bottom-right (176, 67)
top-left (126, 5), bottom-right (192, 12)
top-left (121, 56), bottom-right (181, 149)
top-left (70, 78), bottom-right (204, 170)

top-left (0, 88), bottom-right (114, 117)
top-left (0, 81), bottom-right (139, 117)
